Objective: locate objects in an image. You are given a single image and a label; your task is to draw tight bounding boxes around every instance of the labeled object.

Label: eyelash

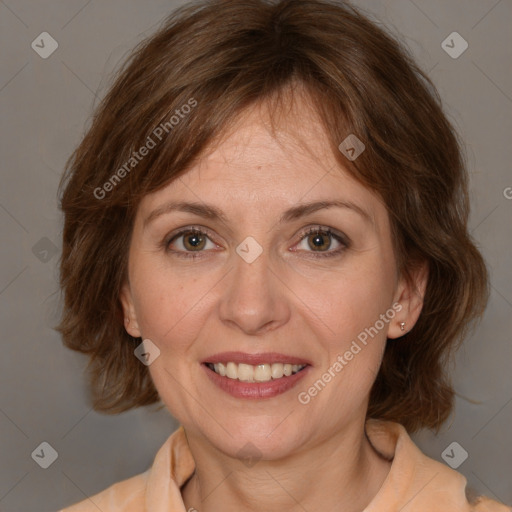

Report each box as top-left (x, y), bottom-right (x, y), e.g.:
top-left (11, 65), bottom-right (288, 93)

top-left (163, 225), bottom-right (350, 260)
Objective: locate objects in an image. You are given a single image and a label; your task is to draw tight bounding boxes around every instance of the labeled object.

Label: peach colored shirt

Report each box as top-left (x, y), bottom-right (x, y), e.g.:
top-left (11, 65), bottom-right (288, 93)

top-left (60, 419), bottom-right (510, 512)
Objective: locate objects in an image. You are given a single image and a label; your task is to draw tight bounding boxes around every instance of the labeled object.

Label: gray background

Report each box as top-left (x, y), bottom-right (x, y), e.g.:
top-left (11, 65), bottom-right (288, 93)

top-left (0, 0), bottom-right (511, 510)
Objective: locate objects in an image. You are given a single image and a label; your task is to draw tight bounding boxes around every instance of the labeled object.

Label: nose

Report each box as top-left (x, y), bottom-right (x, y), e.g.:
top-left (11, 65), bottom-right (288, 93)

top-left (218, 246), bottom-right (291, 336)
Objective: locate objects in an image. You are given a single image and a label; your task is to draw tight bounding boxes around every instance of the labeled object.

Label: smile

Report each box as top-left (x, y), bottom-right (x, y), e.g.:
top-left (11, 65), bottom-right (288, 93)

top-left (206, 362), bottom-right (307, 382)
top-left (201, 352), bottom-right (311, 399)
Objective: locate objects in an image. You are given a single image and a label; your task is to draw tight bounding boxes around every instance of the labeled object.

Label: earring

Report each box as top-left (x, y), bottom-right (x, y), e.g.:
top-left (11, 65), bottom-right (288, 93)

top-left (400, 322), bottom-right (406, 331)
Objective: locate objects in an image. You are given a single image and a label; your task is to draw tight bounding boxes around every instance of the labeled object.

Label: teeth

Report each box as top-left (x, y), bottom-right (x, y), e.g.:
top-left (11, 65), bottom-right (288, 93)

top-left (214, 362), bottom-right (226, 377)
top-left (238, 363), bottom-right (254, 382)
top-left (226, 362), bottom-right (238, 379)
top-left (271, 363), bottom-right (284, 379)
top-left (208, 362), bottom-right (306, 382)
top-left (254, 364), bottom-right (271, 382)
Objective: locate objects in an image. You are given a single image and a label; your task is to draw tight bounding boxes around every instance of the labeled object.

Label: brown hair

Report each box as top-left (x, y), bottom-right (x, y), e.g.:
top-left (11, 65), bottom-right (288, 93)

top-left (58, 0), bottom-right (488, 432)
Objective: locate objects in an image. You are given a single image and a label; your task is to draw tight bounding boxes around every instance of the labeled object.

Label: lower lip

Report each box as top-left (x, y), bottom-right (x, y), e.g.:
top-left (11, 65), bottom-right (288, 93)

top-left (202, 364), bottom-right (310, 399)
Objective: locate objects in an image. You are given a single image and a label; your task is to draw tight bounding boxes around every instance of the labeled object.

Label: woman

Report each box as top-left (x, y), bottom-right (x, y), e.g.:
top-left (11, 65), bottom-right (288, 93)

top-left (57, 0), bottom-right (509, 510)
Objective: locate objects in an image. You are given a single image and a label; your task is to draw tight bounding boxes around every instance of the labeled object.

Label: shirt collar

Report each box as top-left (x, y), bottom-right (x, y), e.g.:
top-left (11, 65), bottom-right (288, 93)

top-left (145, 418), bottom-right (473, 511)
top-left (145, 425), bottom-right (194, 512)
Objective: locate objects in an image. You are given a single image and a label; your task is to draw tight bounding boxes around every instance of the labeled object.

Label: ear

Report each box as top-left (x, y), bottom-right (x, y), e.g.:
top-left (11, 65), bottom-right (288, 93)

top-left (387, 260), bottom-right (429, 339)
top-left (120, 282), bottom-right (142, 338)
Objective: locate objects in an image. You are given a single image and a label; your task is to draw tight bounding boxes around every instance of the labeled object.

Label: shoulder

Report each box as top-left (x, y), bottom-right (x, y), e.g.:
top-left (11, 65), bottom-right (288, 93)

top-left (58, 426), bottom-right (191, 512)
top-left (470, 495), bottom-right (512, 512)
top-left (59, 470), bottom-right (149, 512)
top-left (365, 419), bottom-right (511, 512)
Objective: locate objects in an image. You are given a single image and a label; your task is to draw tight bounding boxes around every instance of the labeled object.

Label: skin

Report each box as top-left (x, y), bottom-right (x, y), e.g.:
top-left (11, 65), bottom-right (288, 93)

top-left (121, 91), bottom-right (428, 512)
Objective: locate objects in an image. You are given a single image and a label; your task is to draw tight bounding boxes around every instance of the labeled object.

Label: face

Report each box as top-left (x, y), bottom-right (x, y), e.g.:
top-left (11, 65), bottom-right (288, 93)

top-left (121, 95), bottom-right (424, 461)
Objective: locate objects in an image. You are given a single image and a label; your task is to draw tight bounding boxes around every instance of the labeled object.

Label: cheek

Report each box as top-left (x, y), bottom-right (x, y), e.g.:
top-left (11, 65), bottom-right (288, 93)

top-left (291, 256), bottom-right (395, 401)
top-left (294, 258), bottom-right (395, 344)
top-left (292, 276), bottom-right (392, 428)
top-left (131, 263), bottom-right (218, 354)
top-left (131, 268), bottom-right (217, 415)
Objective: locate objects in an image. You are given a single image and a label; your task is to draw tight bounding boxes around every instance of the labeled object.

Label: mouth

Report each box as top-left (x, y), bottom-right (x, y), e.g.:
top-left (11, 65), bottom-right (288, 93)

top-left (205, 361), bottom-right (307, 382)
top-left (201, 352), bottom-right (311, 399)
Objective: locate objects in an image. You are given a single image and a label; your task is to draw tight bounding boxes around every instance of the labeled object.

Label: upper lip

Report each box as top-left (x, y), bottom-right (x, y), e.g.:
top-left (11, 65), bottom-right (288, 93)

top-left (202, 351), bottom-right (311, 366)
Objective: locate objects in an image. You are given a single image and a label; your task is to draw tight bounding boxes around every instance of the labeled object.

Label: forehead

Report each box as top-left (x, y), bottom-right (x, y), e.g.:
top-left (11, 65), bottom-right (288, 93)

top-left (138, 96), bottom-right (386, 228)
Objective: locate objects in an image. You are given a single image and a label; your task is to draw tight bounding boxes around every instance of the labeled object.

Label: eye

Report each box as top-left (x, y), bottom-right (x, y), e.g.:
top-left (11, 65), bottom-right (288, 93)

top-left (165, 227), bottom-right (218, 258)
top-left (293, 227), bottom-right (349, 258)
top-left (164, 225), bottom-right (349, 260)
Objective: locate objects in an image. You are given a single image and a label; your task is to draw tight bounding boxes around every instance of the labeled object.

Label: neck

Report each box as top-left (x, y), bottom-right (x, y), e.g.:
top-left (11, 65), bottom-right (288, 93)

top-left (181, 419), bottom-right (391, 512)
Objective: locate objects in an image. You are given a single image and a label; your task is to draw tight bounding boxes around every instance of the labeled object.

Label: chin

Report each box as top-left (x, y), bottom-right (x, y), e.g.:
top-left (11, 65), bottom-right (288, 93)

top-left (226, 429), bottom-right (303, 463)
top-left (196, 413), bottom-right (308, 462)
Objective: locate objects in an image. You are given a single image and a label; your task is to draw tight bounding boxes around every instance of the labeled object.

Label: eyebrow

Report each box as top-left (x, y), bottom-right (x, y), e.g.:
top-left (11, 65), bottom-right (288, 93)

top-left (143, 199), bottom-right (374, 228)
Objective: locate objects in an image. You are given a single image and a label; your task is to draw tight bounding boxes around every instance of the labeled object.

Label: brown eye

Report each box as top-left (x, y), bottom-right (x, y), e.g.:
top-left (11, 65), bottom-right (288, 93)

top-left (294, 227), bottom-right (349, 259)
top-left (182, 230), bottom-right (207, 251)
top-left (166, 228), bottom-right (216, 255)
top-left (307, 230), bottom-right (332, 252)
